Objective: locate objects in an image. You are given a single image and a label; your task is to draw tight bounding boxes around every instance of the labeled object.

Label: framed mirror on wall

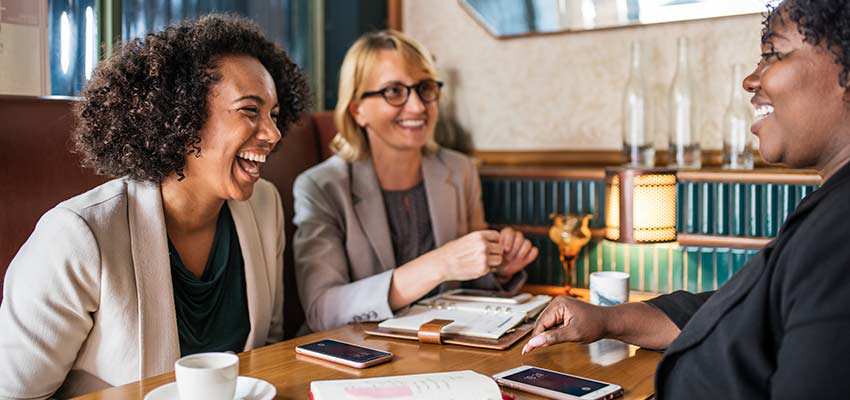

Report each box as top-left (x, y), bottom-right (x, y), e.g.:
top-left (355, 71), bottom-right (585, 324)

top-left (460, 0), bottom-right (770, 38)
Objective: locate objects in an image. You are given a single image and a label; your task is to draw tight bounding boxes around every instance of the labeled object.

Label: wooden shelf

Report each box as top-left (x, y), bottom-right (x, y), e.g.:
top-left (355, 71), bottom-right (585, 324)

top-left (474, 149), bottom-right (773, 168)
top-left (676, 168), bottom-right (820, 185)
top-left (676, 233), bottom-right (770, 250)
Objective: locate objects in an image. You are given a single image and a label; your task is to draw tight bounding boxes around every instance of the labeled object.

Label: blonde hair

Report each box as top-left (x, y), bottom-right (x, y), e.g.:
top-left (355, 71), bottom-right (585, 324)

top-left (331, 30), bottom-right (440, 161)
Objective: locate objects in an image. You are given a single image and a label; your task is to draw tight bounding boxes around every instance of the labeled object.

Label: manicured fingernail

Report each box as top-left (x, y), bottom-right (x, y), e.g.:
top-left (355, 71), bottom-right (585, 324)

top-left (528, 335), bottom-right (545, 348)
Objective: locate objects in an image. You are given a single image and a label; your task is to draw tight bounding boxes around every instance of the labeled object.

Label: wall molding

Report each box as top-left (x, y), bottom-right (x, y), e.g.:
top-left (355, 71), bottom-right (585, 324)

top-left (474, 149), bottom-right (781, 169)
top-left (388, 0), bottom-right (403, 30)
top-left (676, 169), bottom-right (820, 185)
top-left (478, 166), bottom-right (605, 180)
top-left (676, 233), bottom-right (770, 250)
top-left (475, 150), bottom-right (626, 166)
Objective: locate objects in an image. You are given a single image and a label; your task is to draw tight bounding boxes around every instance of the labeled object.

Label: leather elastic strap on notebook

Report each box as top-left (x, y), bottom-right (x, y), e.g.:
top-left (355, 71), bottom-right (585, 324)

top-left (417, 319), bottom-right (454, 345)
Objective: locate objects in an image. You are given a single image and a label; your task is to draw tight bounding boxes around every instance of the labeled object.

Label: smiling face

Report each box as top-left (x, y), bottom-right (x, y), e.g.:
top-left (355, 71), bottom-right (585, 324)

top-left (349, 50), bottom-right (439, 157)
top-left (744, 11), bottom-right (850, 169)
top-left (182, 54), bottom-right (281, 201)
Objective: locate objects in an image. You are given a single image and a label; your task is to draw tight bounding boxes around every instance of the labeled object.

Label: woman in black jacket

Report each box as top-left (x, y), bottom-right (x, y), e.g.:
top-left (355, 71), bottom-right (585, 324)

top-left (524, 1), bottom-right (850, 398)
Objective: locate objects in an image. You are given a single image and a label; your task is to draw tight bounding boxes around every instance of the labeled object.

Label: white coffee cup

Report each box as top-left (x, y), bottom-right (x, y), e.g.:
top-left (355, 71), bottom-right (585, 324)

top-left (589, 271), bottom-right (629, 306)
top-left (174, 352), bottom-right (239, 400)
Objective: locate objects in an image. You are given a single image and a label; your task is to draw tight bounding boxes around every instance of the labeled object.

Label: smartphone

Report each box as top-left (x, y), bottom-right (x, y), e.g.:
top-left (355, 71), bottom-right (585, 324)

top-left (493, 365), bottom-right (623, 400)
top-left (441, 289), bottom-right (532, 304)
top-left (295, 339), bottom-right (393, 369)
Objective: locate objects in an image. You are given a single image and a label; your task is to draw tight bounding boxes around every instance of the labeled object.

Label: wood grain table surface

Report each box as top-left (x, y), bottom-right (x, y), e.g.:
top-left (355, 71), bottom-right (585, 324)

top-left (73, 289), bottom-right (661, 399)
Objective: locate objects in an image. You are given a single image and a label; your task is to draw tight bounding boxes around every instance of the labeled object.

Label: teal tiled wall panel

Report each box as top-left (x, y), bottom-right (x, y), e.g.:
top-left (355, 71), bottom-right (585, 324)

top-left (481, 178), bottom-right (607, 229)
top-left (683, 246), bottom-right (761, 291)
top-left (522, 237), bottom-right (759, 293)
top-left (481, 176), bottom-right (794, 292)
top-left (676, 181), bottom-right (817, 237)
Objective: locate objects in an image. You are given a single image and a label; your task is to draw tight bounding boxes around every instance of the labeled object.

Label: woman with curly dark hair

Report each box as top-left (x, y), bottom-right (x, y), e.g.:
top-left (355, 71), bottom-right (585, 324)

top-left (0, 14), bottom-right (309, 398)
top-left (524, 1), bottom-right (850, 398)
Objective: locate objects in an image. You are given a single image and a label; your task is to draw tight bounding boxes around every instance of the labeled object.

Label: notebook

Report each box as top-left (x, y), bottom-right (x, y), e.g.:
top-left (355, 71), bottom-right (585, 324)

top-left (419, 291), bottom-right (552, 319)
top-left (309, 370), bottom-right (502, 400)
top-left (376, 293), bottom-right (551, 340)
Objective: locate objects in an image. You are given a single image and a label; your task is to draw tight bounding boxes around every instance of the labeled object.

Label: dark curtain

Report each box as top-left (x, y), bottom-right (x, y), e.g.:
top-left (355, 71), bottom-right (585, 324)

top-left (48, 0), bottom-right (314, 96)
top-left (121, 0), bottom-right (312, 69)
top-left (48, 0), bottom-right (97, 95)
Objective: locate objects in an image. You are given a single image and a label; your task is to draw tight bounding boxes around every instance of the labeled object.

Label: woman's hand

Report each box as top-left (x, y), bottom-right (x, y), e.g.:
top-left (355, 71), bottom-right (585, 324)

top-left (522, 296), bottom-right (611, 354)
top-left (495, 227), bottom-right (538, 281)
top-left (432, 230), bottom-right (503, 282)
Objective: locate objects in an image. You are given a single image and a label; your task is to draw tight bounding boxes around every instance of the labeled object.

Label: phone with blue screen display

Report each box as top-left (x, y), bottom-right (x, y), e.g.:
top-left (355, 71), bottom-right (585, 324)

top-left (493, 365), bottom-right (623, 400)
top-left (295, 339), bottom-right (393, 368)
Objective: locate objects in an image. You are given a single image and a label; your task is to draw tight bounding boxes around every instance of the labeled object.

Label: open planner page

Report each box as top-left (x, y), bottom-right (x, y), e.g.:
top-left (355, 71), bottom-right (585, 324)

top-left (378, 305), bottom-right (525, 339)
top-left (421, 294), bottom-right (552, 319)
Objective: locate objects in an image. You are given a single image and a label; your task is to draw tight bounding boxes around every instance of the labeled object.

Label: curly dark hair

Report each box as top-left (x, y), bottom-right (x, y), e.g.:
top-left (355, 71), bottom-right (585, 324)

top-left (74, 13), bottom-right (311, 182)
top-left (763, 0), bottom-right (850, 90)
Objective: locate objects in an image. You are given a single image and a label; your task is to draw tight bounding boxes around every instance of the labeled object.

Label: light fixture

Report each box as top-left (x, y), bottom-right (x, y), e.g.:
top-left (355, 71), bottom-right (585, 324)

top-left (605, 167), bottom-right (677, 243)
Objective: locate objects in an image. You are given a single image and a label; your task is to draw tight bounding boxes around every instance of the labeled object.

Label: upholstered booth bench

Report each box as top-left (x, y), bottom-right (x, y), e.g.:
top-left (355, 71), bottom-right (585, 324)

top-left (0, 95), bottom-right (335, 339)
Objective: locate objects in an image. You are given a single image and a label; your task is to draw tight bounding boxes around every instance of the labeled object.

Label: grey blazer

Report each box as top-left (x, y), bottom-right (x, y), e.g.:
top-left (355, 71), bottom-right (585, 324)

top-left (293, 148), bottom-right (524, 332)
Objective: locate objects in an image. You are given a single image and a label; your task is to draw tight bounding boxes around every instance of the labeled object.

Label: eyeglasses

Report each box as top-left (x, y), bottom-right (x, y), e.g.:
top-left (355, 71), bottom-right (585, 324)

top-left (360, 79), bottom-right (444, 107)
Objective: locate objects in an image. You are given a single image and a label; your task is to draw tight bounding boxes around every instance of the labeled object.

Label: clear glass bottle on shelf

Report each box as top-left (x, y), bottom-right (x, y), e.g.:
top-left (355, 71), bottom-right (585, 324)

top-left (622, 41), bottom-right (654, 167)
top-left (668, 37), bottom-right (700, 169)
top-left (722, 64), bottom-right (754, 169)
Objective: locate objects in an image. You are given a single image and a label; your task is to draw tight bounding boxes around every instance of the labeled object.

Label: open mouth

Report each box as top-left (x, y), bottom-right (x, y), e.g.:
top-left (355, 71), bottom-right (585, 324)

top-left (236, 151), bottom-right (267, 180)
top-left (396, 118), bottom-right (426, 129)
top-left (753, 104), bottom-right (774, 122)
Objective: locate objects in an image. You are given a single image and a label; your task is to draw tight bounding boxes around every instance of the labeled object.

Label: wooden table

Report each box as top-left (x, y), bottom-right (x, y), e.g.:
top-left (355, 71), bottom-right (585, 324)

top-left (73, 321), bottom-right (661, 400)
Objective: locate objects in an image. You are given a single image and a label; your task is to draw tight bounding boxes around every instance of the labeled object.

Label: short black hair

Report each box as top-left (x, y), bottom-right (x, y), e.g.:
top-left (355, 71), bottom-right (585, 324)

top-left (763, 0), bottom-right (850, 89)
top-left (74, 13), bottom-right (311, 182)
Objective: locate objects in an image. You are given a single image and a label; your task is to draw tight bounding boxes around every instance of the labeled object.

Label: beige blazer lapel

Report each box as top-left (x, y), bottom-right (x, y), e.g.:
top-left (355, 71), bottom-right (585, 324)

top-left (126, 179), bottom-right (179, 377)
top-left (423, 153), bottom-right (458, 247)
top-left (228, 200), bottom-right (272, 348)
top-left (351, 159), bottom-right (396, 270)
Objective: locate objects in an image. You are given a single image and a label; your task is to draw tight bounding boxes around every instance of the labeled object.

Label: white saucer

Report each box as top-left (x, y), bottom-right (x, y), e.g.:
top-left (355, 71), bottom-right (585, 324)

top-left (144, 376), bottom-right (276, 400)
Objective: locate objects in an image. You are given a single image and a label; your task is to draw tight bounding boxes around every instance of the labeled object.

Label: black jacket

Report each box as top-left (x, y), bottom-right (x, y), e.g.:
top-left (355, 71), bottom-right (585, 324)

top-left (647, 161), bottom-right (850, 399)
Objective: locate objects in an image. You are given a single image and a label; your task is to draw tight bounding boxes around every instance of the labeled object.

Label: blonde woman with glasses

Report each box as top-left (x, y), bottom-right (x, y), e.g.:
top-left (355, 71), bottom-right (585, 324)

top-left (293, 30), bottom-right (538, 332)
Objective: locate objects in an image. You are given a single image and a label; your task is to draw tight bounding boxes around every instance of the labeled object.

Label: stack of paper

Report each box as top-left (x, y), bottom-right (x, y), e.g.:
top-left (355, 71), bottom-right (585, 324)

top-left (310, 370), bottom-right (502, 400)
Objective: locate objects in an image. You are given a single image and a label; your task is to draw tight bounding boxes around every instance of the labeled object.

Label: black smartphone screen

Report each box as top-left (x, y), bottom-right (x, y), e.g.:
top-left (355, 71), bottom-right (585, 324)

top-left (502, 367), bottom-right (609, 396)
top-left (299, 340), bottom-right (390, 363)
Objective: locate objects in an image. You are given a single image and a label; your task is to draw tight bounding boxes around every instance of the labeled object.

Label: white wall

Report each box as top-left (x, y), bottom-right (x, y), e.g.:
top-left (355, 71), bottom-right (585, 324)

top-left (0, 0), bottom-right (49, 96)
top-left (404, 2), bottom-right (763, 151)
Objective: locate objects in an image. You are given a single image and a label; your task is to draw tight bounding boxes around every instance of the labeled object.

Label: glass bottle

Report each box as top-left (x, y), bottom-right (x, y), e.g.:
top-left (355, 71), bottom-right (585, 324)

top-left (668, 37), bottom-right (700, 169)
top-left (722, 64), bottom-right (754, 169)
top-left (622, 41), bottom-right (653, 167)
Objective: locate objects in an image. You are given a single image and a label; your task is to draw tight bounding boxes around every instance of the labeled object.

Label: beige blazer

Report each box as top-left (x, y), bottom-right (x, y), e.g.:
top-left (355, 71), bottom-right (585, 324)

top-left (293, 148), bottom-right (524, 333)
top-left (0, 177), bottom-right (284, 399)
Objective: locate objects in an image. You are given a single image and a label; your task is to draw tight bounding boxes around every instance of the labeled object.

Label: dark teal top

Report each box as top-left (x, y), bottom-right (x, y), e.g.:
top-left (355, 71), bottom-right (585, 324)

top-left (169, 205), bottom-right (251, 357)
